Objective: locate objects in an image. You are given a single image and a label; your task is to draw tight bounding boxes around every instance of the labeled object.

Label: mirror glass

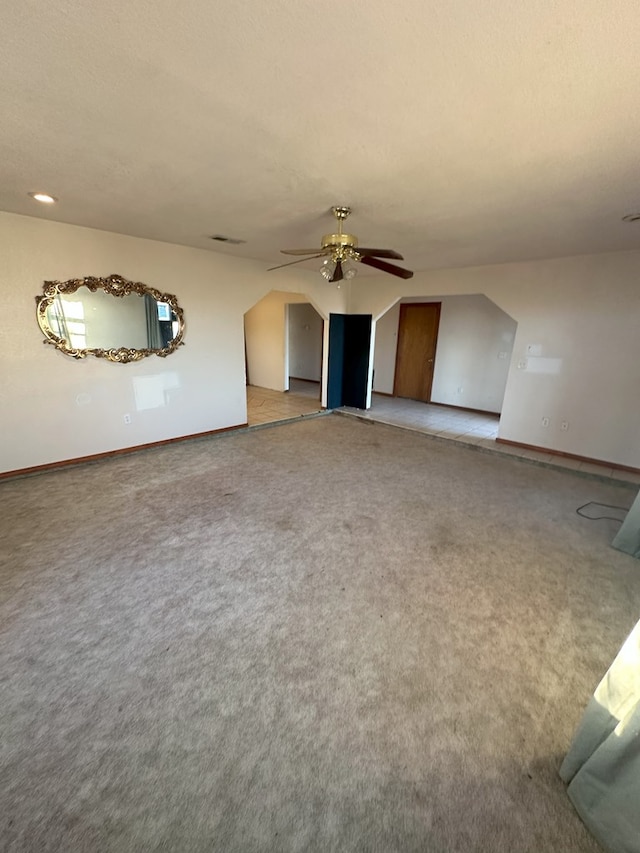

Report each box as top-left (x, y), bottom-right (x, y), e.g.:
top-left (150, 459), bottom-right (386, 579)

top-left (36, 274), bottom-right (185, 362)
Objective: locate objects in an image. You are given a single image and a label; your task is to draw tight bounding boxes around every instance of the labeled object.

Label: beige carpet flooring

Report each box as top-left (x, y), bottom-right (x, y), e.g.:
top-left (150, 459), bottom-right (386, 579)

top-left (2, 414), bottom-right (639, 852)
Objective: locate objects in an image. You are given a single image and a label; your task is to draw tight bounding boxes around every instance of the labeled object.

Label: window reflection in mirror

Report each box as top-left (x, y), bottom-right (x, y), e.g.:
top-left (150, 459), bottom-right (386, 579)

top-left (45, 290), bottom-right (180, 350)
top-left (48, 297), bottom-right (88, 349)
top-left (155, 301), bottom-right (181, 347)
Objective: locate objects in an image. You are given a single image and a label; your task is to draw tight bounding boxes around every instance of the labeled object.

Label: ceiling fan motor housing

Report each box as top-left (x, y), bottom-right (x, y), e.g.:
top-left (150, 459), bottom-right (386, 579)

top-left (322, 232), bottom-right (358, 250)
top-left (322, 205), bottom-right (359, 259)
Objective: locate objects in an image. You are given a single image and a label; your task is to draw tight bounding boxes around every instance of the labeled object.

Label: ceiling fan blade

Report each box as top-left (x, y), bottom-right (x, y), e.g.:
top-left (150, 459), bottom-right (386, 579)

top-left (281, 248), bottom-right (327, 256)
top-left (267, 254), bottom-right (325, 271)
top-left (356, 248), bottom-right (404, 260)
top-left (359, 255), bottom-right (414, 279)
top-left (332, 260), bottom-right (344, 282)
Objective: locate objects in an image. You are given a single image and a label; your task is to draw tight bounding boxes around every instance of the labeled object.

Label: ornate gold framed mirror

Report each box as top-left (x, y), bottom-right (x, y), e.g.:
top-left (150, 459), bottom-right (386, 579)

top-left (35, 274), bottom-right (185, 362)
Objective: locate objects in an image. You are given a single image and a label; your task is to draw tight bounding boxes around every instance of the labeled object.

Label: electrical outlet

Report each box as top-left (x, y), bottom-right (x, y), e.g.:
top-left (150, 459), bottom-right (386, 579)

top-left (561, 421), bottom-right (569, 431)
top-left (541, 417), bottom-right (550, 427)
top-left (123, 413), bottom-right (131, 424)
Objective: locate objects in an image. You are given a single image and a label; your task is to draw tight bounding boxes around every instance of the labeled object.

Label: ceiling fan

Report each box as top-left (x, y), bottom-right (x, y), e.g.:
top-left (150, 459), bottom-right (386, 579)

top-left (268, 206), bottom-right (414, 282)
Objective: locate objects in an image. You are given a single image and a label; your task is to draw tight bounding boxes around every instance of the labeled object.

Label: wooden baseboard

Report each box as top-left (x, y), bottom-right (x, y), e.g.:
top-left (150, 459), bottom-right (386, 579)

top-left (429, 401), bottom-right (501, 417)
top-left (0, 423), bottom-right (249, 481)
top-left (372, 392), bottom-right (500, 417)
top-left (495, 438), bottom-right (640, 475)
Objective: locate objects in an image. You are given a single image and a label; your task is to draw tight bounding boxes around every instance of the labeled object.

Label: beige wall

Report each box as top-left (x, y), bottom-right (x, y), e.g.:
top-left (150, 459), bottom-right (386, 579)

top-left (0, 212), bottom-right (345, 474)
top-left (353, 251), bottom-right (640, 468)
top-left (244, 290), bottom-right (309, 392)
top-left (288, 303), bottom-right (323, 383)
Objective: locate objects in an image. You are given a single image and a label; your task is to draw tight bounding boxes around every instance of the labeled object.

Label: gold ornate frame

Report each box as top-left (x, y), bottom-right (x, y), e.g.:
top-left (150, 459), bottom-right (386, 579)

top-left (35, 273), bottom-right (185, 363)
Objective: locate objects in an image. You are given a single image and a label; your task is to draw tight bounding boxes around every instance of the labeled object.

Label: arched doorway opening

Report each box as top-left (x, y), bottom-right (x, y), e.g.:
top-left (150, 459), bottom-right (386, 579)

top-left (366, 293), bottom-right (517, 442)
top-left (243, 290), bottom-right (325, 426)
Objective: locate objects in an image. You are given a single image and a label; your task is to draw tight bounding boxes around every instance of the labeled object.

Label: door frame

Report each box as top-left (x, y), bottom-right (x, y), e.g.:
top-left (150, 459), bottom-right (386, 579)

top-left (285, 302), bottom-right (325, 400)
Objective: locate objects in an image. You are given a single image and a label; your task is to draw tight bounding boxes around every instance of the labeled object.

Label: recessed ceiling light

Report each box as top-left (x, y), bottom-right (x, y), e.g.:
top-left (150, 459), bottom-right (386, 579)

top-left (28, 192), bottom-right (58, 204)
top-left (621, 213), bottom-right (640, 222)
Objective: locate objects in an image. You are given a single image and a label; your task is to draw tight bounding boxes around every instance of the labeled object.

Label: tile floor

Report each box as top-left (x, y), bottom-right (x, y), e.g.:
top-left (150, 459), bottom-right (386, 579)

top-left (341, 394), bottom-right (640, 487)
top-left (246, 380), bottom-right (323, 427)
top-left (342, 394), bottom-right (500, 442)
top-left (246, 384), bottom-right (639, 487)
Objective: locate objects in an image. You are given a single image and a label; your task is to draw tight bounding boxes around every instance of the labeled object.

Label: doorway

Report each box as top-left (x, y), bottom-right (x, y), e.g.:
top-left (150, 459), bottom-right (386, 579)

top-left (243, 291), bottom-right (325, 426)
top-left (393, 303), bottom-right (441, 402)
top-left (287, 302), bottom-right (324, 401)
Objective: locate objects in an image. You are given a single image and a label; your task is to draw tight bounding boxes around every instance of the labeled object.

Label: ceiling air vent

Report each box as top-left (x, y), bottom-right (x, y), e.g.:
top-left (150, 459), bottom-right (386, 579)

top-left (210, 234), bottom-right (246, 245)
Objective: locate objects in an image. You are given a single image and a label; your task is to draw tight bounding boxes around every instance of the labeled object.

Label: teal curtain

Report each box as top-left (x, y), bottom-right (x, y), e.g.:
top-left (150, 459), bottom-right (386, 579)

top-left (612, 488), bottom-right (640, 558)
top-left (145, 295), bottom-right (163, 349)
top-left (560, 618), bottom-right (640, 852)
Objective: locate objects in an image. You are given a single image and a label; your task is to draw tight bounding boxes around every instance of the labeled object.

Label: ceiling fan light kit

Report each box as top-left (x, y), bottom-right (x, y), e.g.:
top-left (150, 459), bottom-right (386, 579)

top-left (320, 258), bottom-right (337, 281)
top-left (268, 206), bottom-right (414, 283)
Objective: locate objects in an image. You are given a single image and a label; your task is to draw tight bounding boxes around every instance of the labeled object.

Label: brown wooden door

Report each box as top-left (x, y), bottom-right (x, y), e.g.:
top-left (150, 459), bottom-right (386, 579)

top-left (393, 303), bottom-right (441, 402)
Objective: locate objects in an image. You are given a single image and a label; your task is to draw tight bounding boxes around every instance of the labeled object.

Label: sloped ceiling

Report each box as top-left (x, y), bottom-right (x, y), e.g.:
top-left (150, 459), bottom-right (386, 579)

top-left (2, 0), bottom-right (639, 273)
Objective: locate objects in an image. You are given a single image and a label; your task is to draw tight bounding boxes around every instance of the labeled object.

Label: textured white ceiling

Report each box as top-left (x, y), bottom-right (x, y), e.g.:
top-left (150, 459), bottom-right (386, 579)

top-left (2, 0), bottom-right (640, 273)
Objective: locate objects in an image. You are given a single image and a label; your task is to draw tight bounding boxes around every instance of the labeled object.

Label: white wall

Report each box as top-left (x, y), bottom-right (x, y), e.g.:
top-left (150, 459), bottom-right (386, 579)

top-left (0, 212), bottom-right (346, 474)
top-left (351, 251), bottom-right (640, 468)
top-left (244, 291), bottom-right (309, 391)
top-left (288, 303), bottom-right (323, 382)
top-left (373, 295), bottom-right (516, 413)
